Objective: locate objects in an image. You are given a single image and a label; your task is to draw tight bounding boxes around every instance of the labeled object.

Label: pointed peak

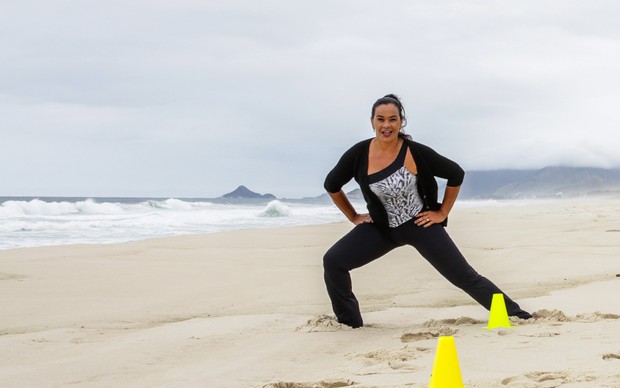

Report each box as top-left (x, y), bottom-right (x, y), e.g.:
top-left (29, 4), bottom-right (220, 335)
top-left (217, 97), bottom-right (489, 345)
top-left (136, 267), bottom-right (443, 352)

top-left (221, 185), bottom-right (276, 199)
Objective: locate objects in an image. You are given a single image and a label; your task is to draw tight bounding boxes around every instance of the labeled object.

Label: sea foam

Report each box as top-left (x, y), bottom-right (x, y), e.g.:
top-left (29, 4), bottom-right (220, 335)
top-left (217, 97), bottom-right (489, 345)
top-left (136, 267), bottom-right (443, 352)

top-left (0, 199), bottom-right (125, 217)
top-left (259, 200), bottom-right (291, 217)
top-left (0, 197), bottom-right (345, 249)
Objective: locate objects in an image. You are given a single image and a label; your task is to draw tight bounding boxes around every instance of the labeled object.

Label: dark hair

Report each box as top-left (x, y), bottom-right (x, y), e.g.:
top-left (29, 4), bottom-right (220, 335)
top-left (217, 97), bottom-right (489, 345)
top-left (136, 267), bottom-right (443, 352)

top-left (371, 94), bottom-right (409, 137)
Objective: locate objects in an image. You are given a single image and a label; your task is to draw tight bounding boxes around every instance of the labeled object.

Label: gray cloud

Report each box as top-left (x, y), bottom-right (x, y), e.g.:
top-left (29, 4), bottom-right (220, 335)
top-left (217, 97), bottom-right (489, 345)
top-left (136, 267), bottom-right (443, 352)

top-left (1, 1), bottom-right (619, 197)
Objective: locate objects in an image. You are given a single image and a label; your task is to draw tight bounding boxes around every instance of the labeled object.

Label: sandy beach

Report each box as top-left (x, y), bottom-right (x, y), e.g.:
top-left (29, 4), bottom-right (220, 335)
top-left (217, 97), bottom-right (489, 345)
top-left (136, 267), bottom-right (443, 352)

top-left (1, 198), bottom-right (619, 387)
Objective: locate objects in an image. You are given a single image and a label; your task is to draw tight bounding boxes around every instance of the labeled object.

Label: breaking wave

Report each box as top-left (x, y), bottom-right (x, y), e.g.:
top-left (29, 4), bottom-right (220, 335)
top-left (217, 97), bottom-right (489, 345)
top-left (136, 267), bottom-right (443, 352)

top-left (0, 199), bottom-right (126, 217)
top-left (0, 197), bottom-right (347, 249)
top-left (0, 198), bottom-right (217, 218)
top-left (259, 200), bottom-right (291, 217)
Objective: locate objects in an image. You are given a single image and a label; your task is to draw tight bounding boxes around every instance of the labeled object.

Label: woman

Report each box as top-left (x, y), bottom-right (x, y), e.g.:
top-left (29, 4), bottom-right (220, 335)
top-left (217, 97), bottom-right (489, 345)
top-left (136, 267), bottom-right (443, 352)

top-left (323, 94), bottom-right (531, 328)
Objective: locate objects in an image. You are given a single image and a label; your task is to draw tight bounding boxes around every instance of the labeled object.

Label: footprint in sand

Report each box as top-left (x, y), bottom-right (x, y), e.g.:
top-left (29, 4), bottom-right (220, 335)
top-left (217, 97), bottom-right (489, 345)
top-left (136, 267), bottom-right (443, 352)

top-left (400, 327), bottom-right (458, 343)
top-left (518, 310), bottom-right (620, 326)
top-left (501, 370), bottom-right (604, 387)
top-left (521, 332), bottom-right (561, 338)
top-left (514, 310), bottom-right (620, 340)
top-left (576, 312), bottom-right (620, 322)
top-left (347, 345), bottom-right (430, 372)
top-left (529, 309), bottom-right (573, 323)
top-left (423, 317), bottom-right (484, 327)
top-left (501, 371), bottom-right (569, 387)
top-left (295, 315), bottom-right (350, 333)
top-left (602, 353), bottom-right (620, 360)
top-left (0, 272), bottom-right (26, 281)
top-left (262, 379), bottom-right (357, 388)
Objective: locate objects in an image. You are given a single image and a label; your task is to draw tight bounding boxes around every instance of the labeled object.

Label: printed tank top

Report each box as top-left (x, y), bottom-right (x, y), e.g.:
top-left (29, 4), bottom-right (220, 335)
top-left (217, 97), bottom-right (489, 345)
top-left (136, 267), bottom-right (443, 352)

top-left (368, 141), bottom-right (423, 228)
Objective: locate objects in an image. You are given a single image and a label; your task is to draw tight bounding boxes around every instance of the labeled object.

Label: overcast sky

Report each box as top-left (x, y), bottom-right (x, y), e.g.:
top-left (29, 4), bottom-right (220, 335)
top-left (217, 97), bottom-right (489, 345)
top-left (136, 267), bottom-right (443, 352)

top-left (2, 1), bottom-right (619, 198)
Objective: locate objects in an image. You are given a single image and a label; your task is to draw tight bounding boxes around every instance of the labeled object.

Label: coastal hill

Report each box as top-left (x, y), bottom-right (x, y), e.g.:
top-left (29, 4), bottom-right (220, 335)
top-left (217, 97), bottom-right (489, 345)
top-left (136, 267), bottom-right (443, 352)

top-left (221, 185), bottom-right (276, 200)
top-left (221, 167), bottom-right (620, 202)
top-left (459, 167), bottom-right (620, 198)
top-left (302, 167), bottom-right (620, 201)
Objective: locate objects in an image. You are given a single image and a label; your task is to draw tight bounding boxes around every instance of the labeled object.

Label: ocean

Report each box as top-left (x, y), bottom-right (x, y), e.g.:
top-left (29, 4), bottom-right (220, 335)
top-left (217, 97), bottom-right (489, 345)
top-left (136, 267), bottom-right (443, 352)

top-left (0, 196), bottom-right (529, 250)
top-left (0, 196), bottom-right (361, 250)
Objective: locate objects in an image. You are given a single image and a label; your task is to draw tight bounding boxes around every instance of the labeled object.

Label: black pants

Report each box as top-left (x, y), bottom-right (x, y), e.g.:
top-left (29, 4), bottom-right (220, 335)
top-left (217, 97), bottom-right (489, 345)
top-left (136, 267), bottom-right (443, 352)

top-left (323, 221), bottom-right (530, 328)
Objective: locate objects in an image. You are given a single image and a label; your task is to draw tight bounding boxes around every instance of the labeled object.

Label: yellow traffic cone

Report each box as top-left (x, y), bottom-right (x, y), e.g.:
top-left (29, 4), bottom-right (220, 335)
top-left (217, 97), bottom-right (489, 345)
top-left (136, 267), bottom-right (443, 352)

top-left (428, 336), bottom-right (464, 388)
top-left (486, 293), bottom-right (512, 329)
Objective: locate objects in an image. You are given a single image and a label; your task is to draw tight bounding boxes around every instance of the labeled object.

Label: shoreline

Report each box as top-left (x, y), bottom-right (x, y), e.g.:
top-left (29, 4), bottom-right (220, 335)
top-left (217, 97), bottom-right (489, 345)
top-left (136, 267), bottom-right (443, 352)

top-left (0, 196), bottom-right (609, 251)
top-left (1, 198), bottom-right (619, 387)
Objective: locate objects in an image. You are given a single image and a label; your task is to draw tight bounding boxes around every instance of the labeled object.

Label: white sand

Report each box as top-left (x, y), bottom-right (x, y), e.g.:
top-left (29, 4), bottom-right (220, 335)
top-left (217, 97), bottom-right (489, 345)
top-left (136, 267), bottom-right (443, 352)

top-left (1, 198), bottom-right (619, 387)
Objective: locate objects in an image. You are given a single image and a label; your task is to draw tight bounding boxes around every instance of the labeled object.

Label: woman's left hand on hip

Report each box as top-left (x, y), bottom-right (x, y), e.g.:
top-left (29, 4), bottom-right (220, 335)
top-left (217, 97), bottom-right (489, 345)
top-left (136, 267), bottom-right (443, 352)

top-left (415, 210), bottom-right (446, 228)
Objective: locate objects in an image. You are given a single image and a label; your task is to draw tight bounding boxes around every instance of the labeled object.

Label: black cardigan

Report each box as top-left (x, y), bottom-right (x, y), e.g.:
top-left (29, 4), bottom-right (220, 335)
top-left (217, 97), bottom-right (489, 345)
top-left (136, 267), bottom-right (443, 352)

top-left (324, 137), bottom-right (465, 231)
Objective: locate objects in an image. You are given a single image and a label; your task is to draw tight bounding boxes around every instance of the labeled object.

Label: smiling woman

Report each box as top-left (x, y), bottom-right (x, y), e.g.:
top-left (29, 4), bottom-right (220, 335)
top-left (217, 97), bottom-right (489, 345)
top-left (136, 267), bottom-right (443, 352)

top-left (368, 95), bottom-right (416, 176)
top-left (321, 94), bottom-right (532, 328)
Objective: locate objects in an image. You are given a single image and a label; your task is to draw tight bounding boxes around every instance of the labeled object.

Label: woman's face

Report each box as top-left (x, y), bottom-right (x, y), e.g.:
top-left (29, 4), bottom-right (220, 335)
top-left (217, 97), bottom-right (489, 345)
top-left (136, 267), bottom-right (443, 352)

top-left (371, 103), bottom-right (401, 142)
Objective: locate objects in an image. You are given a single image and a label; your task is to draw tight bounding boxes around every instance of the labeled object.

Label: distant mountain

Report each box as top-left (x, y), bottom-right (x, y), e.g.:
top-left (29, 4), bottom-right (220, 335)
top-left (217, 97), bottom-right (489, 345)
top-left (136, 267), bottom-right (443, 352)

top-left (299, 188), bottom-right (365, 203)
top-left (345, 188), bottom-right (364, 200)
top-left (460, 167), bottom-right (620, 198)
top-left (221, 185), bottom-right (276, 199)
top-left (292, 166), bottom-right (620, 201)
